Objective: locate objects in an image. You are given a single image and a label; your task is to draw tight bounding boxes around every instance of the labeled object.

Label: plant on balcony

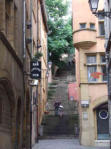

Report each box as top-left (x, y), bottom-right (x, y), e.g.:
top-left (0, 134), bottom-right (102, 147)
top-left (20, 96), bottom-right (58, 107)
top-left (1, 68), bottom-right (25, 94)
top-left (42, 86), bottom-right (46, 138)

top-left (32, 51), bottom-right (43, 61)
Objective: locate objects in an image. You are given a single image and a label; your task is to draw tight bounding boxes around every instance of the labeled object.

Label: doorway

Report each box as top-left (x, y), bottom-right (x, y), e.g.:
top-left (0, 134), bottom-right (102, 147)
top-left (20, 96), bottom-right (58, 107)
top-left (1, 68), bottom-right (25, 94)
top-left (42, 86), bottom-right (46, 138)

top-left (0, 84), bottom-right (12, 149)
top-left (96, 103), bottom-right (109, 140)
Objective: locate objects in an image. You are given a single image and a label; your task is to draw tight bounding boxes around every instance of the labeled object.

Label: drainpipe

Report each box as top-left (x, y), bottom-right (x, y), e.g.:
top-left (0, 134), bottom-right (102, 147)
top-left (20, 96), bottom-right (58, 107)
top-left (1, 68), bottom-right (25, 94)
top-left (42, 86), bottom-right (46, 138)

top-left (23, 0), bottom-right (26, 60)
top-left (30, 0), bottom-right (33, 148)
top-left (36, 0), bottom-right (39, 143)
top-left (22, 1), bottom-right (26, 148)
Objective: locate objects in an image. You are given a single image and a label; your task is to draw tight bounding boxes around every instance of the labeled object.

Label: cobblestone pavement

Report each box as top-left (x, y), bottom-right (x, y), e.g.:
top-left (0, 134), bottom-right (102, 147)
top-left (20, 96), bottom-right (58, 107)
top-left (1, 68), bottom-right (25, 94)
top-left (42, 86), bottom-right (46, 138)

top-left (32, 139), bottom-right (110, 149)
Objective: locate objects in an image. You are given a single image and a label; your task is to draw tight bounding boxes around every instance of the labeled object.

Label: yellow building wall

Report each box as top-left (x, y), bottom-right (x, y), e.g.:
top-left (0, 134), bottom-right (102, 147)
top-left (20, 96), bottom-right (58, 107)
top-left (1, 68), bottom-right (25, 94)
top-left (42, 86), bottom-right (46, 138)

top-left (72, 0), bottom-right (108, 146)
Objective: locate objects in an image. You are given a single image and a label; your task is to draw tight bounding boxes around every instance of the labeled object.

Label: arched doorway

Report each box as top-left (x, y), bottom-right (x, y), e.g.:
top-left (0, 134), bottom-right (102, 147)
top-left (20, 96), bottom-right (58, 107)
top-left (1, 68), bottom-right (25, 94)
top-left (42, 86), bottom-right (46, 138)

top-left (96, 102), bottom-right (109, 140)
top-left (0, 84), bottom-right (13, 149)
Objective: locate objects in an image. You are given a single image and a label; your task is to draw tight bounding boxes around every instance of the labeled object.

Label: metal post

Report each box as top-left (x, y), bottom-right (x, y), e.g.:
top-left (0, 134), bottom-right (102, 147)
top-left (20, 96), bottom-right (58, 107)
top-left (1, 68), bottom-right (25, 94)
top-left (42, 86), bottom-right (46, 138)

top-left (36, 84), bottom-right (39, 143)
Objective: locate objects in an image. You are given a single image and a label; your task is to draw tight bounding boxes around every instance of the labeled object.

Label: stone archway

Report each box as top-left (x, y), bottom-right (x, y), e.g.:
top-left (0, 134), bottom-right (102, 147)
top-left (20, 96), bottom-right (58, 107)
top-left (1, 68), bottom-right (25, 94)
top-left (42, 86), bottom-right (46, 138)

top-left (0, 78), bottom-right (15, 149)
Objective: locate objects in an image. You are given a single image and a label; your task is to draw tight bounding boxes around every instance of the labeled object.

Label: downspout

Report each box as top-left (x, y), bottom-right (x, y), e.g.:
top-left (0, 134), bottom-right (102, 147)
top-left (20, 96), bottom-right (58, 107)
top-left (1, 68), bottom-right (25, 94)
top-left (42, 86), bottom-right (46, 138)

top-left (36, 0), bottom-right (39, 143)
top-left (23, 0), bottom-right (26, 59)
top-left (22, 1), bottom-right (26, 148)
top-left (30, 0), bottom-right (33, 148)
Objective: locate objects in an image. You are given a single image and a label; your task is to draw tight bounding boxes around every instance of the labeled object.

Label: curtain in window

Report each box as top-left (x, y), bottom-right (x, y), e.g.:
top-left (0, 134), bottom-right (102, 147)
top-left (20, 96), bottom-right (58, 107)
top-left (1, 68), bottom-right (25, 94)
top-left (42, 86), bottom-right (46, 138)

top-left (88, 66), bottom-right (97, 82)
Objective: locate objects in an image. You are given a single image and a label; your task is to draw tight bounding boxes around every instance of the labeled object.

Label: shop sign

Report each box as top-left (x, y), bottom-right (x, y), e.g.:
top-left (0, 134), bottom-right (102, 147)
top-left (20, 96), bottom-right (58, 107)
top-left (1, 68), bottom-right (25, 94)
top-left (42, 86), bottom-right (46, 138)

top-left (30, 61), bottom-right (41, 79)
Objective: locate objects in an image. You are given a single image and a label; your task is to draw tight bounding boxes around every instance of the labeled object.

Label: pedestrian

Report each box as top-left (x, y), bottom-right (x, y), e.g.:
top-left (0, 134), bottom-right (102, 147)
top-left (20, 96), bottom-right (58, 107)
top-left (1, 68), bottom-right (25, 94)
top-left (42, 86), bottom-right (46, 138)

top-left (54, 101), bottom-right (61, 116)
top-left (58, 104), bottom-right (64, 118)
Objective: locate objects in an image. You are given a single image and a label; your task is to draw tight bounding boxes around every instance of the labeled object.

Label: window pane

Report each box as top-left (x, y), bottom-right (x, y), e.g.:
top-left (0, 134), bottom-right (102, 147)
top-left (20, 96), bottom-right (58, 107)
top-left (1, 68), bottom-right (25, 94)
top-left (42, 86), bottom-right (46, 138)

top-left (87, 56), bottom-right (96, 64)
top-left (88, 66), bottom-right (97, 82)
top-left (101, 55), bottom-right (106, 63)
top-left (90, 23), bottom-right (95, 29)
top-left (80, 23), bottom-right (86, 29)
top-left (101, 66), bottom-right (107, 81)
top-left (98, 15), bottom-right (104, 20)
top-left (99, 22), bottom-right (105, 36)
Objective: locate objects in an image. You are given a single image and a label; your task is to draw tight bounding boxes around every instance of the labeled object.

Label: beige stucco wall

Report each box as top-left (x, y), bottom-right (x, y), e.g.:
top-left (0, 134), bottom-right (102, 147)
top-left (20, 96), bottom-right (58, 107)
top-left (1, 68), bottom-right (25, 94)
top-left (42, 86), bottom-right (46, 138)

top-left (72, 0), bottom-right (108, 146)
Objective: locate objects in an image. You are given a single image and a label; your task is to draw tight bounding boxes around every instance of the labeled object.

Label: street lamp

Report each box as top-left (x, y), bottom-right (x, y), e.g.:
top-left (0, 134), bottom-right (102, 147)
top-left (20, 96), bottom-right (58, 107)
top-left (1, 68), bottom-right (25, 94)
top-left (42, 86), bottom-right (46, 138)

top-left (88, 0), bottom-right (111, 18)
top-left (89, 0), bottom-right (99, 13)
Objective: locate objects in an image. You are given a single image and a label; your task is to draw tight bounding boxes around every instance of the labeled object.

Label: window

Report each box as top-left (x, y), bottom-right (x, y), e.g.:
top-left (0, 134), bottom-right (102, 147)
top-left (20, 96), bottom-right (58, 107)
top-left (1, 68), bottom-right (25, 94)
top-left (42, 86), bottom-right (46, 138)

top-left (99, 22), bottom-right (105, 36)
top-left (101, 66), bottom-right (107, 81)
top-left (90, 23), bottom-right (95, 29)
top-left (87, 55), bottom-right (96, 64)
top-left (101, 55), bottom-right (106, 63)
top-left (86, 54), bottom-right (107, 83)
top-left (80, 23), bottom-right (86, 29)
top-left (98, 15), bottom-right (104, 20)
top-left (87, 55), bottom-right (97, 82)
top-left (100, 55), bottom-right (107, 82)
top-left (88, 66), bottom-right (97, 82)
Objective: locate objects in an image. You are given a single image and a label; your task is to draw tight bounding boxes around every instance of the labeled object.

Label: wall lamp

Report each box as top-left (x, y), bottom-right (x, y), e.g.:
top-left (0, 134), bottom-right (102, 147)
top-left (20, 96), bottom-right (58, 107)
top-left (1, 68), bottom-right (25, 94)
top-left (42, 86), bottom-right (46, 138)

top-left (48, 61), bottom-right (52, 69)
top-left (89, 0), bottom-right (111, 18)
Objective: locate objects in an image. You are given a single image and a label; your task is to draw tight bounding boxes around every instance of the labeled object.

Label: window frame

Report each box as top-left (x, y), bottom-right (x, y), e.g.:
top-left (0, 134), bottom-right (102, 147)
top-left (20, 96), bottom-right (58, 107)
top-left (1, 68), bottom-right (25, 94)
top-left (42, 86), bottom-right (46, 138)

top-left (86, 55), bottom-right (97, 82)
top-left (90, 23), bottom-right (95, 30)
top-left (98, 21), bottom-right (105, 36)
top-left (80, 23), bottom-right (86, 29)
top-left (100, 55), bottom-right (107, 82)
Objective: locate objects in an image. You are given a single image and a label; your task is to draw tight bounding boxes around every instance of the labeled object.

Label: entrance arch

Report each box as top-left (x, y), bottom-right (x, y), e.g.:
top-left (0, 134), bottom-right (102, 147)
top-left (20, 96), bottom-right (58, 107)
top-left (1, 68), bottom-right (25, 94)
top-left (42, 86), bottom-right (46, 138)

top-left (95, 102), bottom-right (109, 140)
top-left (0, 78), bottom-right (15, 149)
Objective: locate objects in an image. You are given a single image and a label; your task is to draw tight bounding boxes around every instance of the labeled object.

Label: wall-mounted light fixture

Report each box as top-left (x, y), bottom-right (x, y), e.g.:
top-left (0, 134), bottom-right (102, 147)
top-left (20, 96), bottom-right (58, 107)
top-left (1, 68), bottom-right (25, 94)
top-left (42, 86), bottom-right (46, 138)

top-left (46, 71), bottom-right (49, 78)
top-left (37, 45), bottom-right (42, 49)
top-left (89, 0), bottom-right (111, 18)
top-left (48, 61), bottom-right (52, 70)
top-left (26, 38), bottom-right (32, 44)
top-left (27, 22), bottom-right (32, 29)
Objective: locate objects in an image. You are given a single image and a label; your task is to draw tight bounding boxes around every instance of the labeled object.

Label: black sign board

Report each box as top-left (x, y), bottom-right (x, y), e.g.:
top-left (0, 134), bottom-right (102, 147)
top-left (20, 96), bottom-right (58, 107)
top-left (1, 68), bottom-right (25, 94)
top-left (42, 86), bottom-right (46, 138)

top-left (30, 61), bottom-right (41, 79)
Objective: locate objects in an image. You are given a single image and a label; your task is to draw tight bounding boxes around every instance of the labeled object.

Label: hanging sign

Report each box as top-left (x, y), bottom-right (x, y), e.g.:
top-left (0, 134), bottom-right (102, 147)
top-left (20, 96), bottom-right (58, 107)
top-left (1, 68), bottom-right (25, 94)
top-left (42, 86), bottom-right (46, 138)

top-left (30, 61), bottom-right (41, 79)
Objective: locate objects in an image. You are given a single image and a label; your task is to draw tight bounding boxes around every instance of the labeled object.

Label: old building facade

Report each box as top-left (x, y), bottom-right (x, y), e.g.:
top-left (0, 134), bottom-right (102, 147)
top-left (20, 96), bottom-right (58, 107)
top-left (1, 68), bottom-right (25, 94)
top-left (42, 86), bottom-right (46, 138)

top-left (72, 0), bottom-right (109, 146)
top-left (0, 0), bottom-right (27, 148)
top-left (104, 0), bottom-right (111, 147)
top-left (25, 0), bottom-right (48, 147)
top-left (0, 0), bottom-right (48, 148)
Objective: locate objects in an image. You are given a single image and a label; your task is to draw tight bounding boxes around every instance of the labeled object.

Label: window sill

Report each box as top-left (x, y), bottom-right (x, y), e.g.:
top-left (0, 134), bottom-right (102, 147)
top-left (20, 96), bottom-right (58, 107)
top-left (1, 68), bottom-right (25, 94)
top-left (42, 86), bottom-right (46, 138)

top-left (98, 63), bottom-right (106, 66)
top-left (88, 82), bottom-right (107, 84)
top-left (97, 36), bottom-right (105, 38)
top-left (84, 63), bottom-right (97, 66)
top-left (80, 82), bottom-right (107, 85)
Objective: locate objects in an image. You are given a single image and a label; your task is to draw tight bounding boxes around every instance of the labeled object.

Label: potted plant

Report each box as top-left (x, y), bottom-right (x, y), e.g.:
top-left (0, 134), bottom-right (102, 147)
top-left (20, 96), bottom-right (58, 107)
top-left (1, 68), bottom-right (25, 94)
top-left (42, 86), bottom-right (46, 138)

top-left (32, 51), bottom-right (43, 61)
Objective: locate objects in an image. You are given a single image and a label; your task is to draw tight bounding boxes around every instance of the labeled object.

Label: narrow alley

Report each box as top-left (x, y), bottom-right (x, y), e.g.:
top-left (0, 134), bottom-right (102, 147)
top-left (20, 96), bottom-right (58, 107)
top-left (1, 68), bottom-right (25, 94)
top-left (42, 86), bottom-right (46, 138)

top-left (34, 63), bottom-right (110, 149)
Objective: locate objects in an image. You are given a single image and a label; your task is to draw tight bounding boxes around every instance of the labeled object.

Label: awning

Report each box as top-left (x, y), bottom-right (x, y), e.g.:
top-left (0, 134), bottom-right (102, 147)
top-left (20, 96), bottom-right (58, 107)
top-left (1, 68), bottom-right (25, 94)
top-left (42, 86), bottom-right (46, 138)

top-left (68, 83), bottom-right (78, 101)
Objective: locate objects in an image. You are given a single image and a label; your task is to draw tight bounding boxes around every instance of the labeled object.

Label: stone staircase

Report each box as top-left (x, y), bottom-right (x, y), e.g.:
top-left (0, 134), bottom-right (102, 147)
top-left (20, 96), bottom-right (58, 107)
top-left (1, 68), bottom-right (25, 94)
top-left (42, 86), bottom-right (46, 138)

top-left (42, 114), bottom-right (79, 137)
top-left (40, 64), bottom-right (79, 138)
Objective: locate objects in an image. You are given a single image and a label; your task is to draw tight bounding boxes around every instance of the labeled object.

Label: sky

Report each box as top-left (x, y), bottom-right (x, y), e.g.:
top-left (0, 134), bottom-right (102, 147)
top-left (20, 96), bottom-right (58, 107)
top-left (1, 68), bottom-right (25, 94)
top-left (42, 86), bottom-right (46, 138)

top-left (63, 0), bottom-right (72, 19)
